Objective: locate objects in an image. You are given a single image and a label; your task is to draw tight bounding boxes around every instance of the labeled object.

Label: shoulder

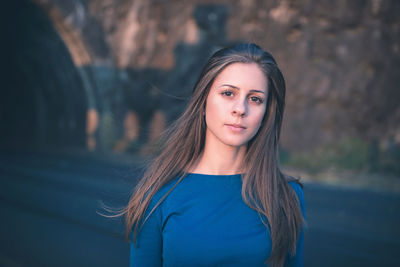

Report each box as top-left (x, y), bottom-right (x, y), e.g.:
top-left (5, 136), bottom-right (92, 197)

top-left (285, 175), bottom-right (303, 195)
top-left (148, 174), bottom-right (193, 210)
top-left (149, 176), bottom-right (182, 206)
top-left (288, 180), bottom-right (304, 198)
top-left (287, 178), bottom-right (306, 216)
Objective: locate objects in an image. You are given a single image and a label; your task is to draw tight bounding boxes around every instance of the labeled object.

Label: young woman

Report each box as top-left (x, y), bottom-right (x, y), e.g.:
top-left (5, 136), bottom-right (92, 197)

top-left (124, 43), bottom-right (306, 267)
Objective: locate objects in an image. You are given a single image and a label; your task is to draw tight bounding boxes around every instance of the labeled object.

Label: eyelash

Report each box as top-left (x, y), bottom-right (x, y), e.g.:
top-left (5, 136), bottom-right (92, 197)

top-left (221, 90), bottom-right (264, 104)
top-left (222, 90), bottom-right (234, 97)
top-left (250, 96), bottom-right (264, 104)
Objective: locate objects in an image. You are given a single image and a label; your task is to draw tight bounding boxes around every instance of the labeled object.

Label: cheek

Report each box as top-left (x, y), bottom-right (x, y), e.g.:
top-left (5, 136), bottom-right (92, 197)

top-left (205, 97), bottom-right (223, 122)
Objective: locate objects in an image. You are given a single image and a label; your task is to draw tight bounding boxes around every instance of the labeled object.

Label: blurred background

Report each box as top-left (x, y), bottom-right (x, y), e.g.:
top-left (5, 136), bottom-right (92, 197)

top-left (0, 0), bottom-right (399, 266)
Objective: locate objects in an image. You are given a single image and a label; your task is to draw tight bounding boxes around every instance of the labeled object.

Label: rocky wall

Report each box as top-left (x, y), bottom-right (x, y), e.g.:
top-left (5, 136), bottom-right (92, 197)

top-left (5, 0), bottom-right (400, 171)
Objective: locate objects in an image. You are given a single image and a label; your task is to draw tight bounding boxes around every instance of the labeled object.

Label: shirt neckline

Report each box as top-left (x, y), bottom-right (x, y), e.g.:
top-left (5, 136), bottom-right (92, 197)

top-left (186, 172), bottom-right (242, 177)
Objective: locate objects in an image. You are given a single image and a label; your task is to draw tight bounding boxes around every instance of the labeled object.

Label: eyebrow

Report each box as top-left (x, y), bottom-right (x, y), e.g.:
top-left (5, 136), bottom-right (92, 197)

top-left (220, 84), bottom-right (266, 94)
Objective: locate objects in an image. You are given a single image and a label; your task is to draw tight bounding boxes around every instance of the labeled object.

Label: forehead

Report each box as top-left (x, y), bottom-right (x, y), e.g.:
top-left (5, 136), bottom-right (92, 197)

top-left (213, 63), bottom-right (267, 92)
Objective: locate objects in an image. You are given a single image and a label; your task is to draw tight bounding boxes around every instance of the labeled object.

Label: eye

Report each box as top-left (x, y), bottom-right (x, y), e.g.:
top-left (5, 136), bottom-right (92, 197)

top-left (221, 90), bottom-right (234, 97)
top-left (250, 96), bottom-right (264, 104)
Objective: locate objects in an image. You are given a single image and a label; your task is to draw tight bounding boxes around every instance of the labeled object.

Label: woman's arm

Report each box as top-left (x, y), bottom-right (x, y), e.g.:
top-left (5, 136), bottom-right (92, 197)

top-left (285, 182), bottom-right (306, 267)
top-left (129, 198), bottom-right (163, 267)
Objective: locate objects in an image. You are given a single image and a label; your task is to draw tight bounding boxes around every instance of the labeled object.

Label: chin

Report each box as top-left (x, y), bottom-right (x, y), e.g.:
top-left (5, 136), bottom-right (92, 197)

top-left (222, 138), bottom-right (250, 148)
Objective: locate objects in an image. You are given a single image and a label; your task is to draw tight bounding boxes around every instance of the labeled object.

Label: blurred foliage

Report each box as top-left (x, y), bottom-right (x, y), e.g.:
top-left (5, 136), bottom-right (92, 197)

top-left (280, 137), bottom-right (400, 176)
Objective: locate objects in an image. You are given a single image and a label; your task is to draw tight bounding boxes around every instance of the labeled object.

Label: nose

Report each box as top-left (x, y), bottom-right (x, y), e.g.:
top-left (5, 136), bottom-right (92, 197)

top-left (232, 99), bottom-right (247, 117)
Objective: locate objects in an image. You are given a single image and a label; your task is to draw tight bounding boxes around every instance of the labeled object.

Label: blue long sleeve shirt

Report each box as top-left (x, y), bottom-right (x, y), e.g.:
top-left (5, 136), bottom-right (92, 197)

top-left (130, 173), bottom-right (306, 266)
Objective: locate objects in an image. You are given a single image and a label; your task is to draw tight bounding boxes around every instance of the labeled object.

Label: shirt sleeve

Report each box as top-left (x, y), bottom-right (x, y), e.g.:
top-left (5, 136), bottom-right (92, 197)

top-left (129, 196), bottom-right (163, 267)
top-left (284, 182), bottom-right (306, 267)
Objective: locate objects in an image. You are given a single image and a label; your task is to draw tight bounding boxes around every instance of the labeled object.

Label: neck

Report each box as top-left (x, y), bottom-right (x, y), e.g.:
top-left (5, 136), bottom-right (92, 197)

top-left (190, 133), bottom-right (247, 175)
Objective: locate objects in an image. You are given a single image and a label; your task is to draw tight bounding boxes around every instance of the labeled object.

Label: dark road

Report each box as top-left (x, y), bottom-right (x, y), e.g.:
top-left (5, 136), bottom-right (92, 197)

top-left (0, 151), bottom-right (399, 266)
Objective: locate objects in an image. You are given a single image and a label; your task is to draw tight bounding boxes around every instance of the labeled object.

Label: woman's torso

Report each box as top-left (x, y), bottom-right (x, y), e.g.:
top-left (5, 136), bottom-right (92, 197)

top-left (152, 173), bottom-right (272, 266)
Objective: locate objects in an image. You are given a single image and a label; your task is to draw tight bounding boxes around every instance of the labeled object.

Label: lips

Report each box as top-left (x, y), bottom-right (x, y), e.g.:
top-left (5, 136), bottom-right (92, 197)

top-left (225, 123), bottom-right (246, 132)
top-left (226, 124), bottom-right (246, 129)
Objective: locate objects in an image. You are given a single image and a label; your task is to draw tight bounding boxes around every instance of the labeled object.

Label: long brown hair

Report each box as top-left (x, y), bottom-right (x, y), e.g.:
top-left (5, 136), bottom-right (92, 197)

top-left (124, 43), bottom-right (304, 266)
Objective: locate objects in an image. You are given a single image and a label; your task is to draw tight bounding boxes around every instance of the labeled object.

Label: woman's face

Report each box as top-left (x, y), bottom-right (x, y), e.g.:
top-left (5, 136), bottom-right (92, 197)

top-left (204, 63), bottom-right (268, 148)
